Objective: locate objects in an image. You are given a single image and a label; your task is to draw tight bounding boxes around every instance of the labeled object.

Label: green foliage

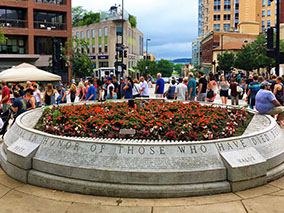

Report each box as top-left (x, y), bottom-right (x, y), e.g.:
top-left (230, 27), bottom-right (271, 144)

top-left (157, 59), bottom-right (174, 77)
top-left (62, 37), bottom-right (94, 78)
top-left (72, 6), bottom-right (100, 26)
top-left (218, 52), bottom-right (235, 74)
top-left (192, 64), bottom-right (202, 78)
top-left (134, 59), bottom-right (158, 77)
top-left (129, 15), bottom-right (137, 28)
top-left (174, 64), bottom-right (184, 76)
top-left (0, 27), bottom-right (6, 44)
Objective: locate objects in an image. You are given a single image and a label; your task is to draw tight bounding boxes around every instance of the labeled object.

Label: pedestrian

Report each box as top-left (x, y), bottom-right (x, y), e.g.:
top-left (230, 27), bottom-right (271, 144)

top-left (187, 72), bottom-right (197, 101)
top-left (174, 78), bottom-right (188, 101)
top-left (25, 88), bottom-right (36, 111)
top-left (43, 84), bottom-right (56, 105)
top-left (85, 79), bottom-right (96, 101)
top-left (95, 79), bottom-right (103, 101)
top-left (78, 82), bottom-right (85, 101)
top-left (273, 77), bottom-right (284, 106)
top-left (102, 78), bottom-right (108, 100)
top-left (58, 84), bottom-right (67, 104)
top-left (230, 78), bottom-right (239, 106)
top-left (11, 91), bottom-right (27, 124)
top-left (218, 75), bottom-right (230, 105)
top-left (196, 71), bottom-right (207, 102)
top-left (0, 81), bottom-right (10, 112)
top-left (33, 84), bottom-right (42, 107)
top-left (106, 85), bottom-right (117, 99)
top-left (139, 76), bottom-right (149, 98)
top-left (118, 77), bottom-right (126, 99)
top-left (112, 76), bottom-right (120, 94)
top-left (26, 81), bottom-right (33, 91)
top-left (207, 74), bottom-right (217, 103)
top-left (269, 75), bottom-right (277, 92)
top-left (16, 84), bottom-right (25, 97)
top-left (147, 74), bottom-right (153, 88)
top-left (155, 73), bottom-right (165, 98)
top-left (123, 77), bottom-right (133, 99)
top-left (132, 79), bottom-right (141, 98)
top-left (68, 83), bottom-right (77, 103)
top-left (183, 78), bottom-right (188, 86)
top-left (84, 80), bottom-right (89, 99)
top-left (106, 77), bottom-right (115, 99)
top-left (246, 75), bottom-right (261, 109)
top-left (256, 81), bottom-right (284, 126)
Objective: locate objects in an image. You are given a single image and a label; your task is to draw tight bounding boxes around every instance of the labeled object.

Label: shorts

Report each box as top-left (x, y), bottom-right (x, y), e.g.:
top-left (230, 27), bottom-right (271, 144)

top-left (220, 90), bottom-right (229, 98)
top-left (267, 106), bottom-right (284, 116)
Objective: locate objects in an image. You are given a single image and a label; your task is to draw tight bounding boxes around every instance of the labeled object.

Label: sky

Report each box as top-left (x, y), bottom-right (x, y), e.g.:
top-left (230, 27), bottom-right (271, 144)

top-left (72, 0), bottom-right (198, 60)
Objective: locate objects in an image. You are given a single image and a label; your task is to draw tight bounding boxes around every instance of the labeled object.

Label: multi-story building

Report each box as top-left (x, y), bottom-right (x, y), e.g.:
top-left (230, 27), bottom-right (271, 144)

top-left (0, 0), bottom-right (72, 82)
top-left (191, 40), bottom-right (202, 67)
top-left (198, 0), bottom-right (203, 37)
top-left (72, 6), bottom-right (144, 78)
top-left (143, 51), bottom-right (156, 61)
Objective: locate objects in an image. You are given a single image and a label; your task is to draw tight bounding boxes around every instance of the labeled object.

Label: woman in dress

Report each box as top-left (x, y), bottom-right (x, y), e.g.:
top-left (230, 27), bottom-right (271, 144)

top-left (43, 84), bottom-right (56, 106)
top-left (218, 75), bottom-right (230, 105)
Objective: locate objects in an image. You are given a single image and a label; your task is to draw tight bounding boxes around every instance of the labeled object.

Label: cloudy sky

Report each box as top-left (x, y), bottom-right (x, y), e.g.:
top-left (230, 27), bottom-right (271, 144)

top-left (72, 0), bottom-right (198, 60)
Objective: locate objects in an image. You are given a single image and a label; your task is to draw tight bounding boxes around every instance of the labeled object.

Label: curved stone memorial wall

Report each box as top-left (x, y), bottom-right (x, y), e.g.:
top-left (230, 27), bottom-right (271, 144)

top-left (1, 104), bottom-right (284, 198)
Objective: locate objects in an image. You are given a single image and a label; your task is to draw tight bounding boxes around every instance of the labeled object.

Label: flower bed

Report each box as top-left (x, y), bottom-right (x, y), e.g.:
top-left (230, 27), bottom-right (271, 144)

top-left (35, 101), bottom-right (250, 141)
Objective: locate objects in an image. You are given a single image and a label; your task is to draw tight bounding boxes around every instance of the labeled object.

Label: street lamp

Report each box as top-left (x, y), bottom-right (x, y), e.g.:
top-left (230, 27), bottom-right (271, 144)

top-left (146, 38), bottom-right (151, 60)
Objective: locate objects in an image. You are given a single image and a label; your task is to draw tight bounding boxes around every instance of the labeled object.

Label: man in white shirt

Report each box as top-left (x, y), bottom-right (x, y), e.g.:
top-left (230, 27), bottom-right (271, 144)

top-left (139, 76), bottom-right (149, 98)
top-left (174, 78), bottom-right (188, 101)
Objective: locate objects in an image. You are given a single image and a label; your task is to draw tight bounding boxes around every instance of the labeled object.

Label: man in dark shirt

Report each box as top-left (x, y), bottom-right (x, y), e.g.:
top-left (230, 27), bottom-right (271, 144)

top-left (246, 75), bottom-right (261, 109)
top-left (269, 75), bottom-right (277, 93)
top-left (11, 91), bottom-right (27, 123)
top-left (112, 76), bottom-right (120, 94)
top-left (197, 71), bottom-right (208, 102)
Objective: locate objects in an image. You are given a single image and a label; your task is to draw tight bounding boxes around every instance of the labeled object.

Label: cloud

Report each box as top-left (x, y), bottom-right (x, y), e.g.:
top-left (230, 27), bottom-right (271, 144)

top-left (72, 0), bottom-right (198, 59)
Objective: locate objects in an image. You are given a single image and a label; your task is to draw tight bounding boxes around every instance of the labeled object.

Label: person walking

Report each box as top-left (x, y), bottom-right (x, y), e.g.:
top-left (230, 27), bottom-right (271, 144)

top-left (58, 84), bottom-right (67, 104)
top-left (165, 79), bottom-right (176, 100)
top-left (123, 77), bottom-right (133, 99)
top-left (118, 77), bottom-right (126, 99)
top-left (196, 72), bottom-right (207, 102)
top-left (11, 91), bottom-right (27, 124)
top-left (155, 73), bottom-right (165, 98)
top-left (0, 81), bottom-right (10, 112)
top-left (218, 75), bottom-right (230, 104)
top-left (33, 84), bottom-right (42, 107)
top-left (174, 78), bottom-right (188, 101)
top-left (273, 77), bottom-right (284, 106)
top-left (85, 79), bottom-right (96, 101)
top-left (246, 75), bottom-right (261, 109)
top-left (43, 84), bottom-right (56, 105)
top-left (230, 78), bottom-right (239, 105)
top-left (132, 79), bottom-right (141, 98)
top-left (187, 72), bottom-right (196, 101)
top-left (206, 74), bottom-right (217, 103)
top-left (78, 82), bottom-right (85, 101)
top-left (139, 76), bottom-right (149, 98)
top-left (68, 83), bottom-right (77, 103)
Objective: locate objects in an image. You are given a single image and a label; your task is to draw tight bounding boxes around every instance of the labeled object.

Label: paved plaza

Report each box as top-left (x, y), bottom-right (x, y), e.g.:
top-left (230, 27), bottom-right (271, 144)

top-left (0, 164), bottom-right (283, 212)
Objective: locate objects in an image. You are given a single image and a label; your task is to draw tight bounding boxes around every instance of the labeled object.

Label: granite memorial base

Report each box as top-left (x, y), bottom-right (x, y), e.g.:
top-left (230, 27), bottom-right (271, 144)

top-left (1, 104), bottom-right (284, 198)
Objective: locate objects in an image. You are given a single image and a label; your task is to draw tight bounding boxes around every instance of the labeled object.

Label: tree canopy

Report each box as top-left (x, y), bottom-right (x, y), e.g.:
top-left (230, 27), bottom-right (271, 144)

top-left (218, 52), bottom-right (235, 74)
top-left (0, 27), bottom-right (6, 44)
top-left (72, 6), bottom-right (100, 27)
top-left (62, 37), bottom-right (94, 78)
top-left (157, 59), bottom-right (174, 77)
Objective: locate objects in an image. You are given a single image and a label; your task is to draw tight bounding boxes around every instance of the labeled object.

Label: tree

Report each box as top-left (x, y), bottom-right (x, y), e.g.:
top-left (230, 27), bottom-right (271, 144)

top-left (0, 27), bottom-right (6, 44)
top-left (72, 7), bottom-right (100, 27)
top-left (218, 52), bottom-right (235, 74)
top-left (134, 59), bottom-right (158, 77)
top-left (234, 44), bottom-right (257, 75)
top-left (129, 15), bottom-right (137, 28)
top-left (174, 64), bottom-right (184, 76)
top-left (157, 59), bottom-right (174, 77)
top-left (72, 6), bottom-right (87, 26)
top-left (62, 37), bottom-right (94, 78)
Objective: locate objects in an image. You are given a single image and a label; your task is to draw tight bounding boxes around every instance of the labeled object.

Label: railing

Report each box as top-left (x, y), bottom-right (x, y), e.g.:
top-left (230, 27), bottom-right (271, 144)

top-left (34, 21), bottom-right (67, 30)
top-left (0, 19), bottom-right (27, 28)
top-left (33, 0), bottom-right (66, 5)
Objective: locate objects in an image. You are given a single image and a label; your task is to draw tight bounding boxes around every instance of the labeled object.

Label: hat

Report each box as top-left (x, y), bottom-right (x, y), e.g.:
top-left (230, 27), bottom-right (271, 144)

top-left (120, 77), bottom-right (125, 80)
top-left (178, 77), bottom-right (183, 82)
top-left (107, 77), bottom-right (112, 81)
top-left (261, 81), bottom-right (272, 86)
top-left (59, 83), bottom-right (63, 87)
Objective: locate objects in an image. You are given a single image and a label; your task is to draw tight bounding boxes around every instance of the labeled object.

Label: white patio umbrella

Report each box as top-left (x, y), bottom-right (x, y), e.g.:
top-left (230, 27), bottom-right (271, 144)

top-left (0, 63), bottom-right (61, 82)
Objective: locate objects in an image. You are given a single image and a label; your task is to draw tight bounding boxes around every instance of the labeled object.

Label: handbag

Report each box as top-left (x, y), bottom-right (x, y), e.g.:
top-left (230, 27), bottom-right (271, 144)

top-left (236, 85), bottom-right (243, 93)
top-left (207, 90), bottom-right (214, 98)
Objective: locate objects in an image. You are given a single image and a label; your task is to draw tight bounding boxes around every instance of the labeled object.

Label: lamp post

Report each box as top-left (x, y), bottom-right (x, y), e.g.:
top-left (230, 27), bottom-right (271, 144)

top-left (146, 38), bottom-right (151, 60)
top-left (275, 0), bottom-right (280, 76)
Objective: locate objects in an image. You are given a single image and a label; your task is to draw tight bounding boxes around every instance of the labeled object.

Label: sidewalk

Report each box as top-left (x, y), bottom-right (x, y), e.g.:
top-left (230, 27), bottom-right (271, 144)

top-left (0, 165), bottom-right (283, 212)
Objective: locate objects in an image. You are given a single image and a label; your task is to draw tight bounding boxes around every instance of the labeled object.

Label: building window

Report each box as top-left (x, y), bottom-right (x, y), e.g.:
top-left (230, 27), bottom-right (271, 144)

top-left (223, 23), bottom-right (231, 31)
top-left (99, 61), bottom-right (109, 68)
top-left (213, 24), bottom-right (221, 31)
top-left (262, 10), bottom-right (266, 17)
top-left (267, 0), bottom-right (271, 6)
top-left (213, 14), bottom-right (221, 21)
top-left (262, 20), bottom-right (265, 32)
top-left (34, 10), bottom-right (66, 30)
top-left (224, 14), bottom-right (231, 20)
top-left (104, 45), bottom-right (108, 53)
top-left (99, 28), bottom-right (102, 37)
top-left (214, 0), bottom-right (221, 11)
top-left (267, 20), bottom-right (271, 28)
top-left (224, 0), bottom-right (231, 11)
top-left (99, 45), bottom-right (102, 53)
top-left (262, 0), bottom-right (265, 7)
top-left (267, 9), bottom-right (271, 17)
top-left (104, 27), bottom-right (108, 36)
top-left (81, 31), bottom-right (84, 39)
top-left (0, 36), bottom-right (26, 54)
top-left (87, 30), bottom-right (90, 39)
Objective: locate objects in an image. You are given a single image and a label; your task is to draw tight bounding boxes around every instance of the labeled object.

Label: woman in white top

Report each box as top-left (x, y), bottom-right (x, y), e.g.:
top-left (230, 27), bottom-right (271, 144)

top-left (33, 84), bottom-right (42, 107)
top-left (132, 79), bottom-right (141, 98)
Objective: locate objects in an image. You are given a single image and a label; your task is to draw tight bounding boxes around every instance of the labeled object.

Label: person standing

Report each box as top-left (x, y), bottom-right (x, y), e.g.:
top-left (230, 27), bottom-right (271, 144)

top-left (118, 77), bottom-right (126, 99)
top-left (43, 84), bottom-right (56, 105)
top-left (155, 73), bottom-right (165, 98)
top-left (139, 76), bottom-right (149, 98)
top-left (0, 81), bottom-right (10, 112)
top-left (123, 77), bottom-right (133, 99)
top-left (106, 77), bottom-right (114, 99)
top-left (174, 78), bottom-right (188, 101)
top-left (187, 72), bottom-right (197, 101)
top-left (165, 79), bottom-right (176, 100)
top-left (230, 78), bottom-right (239, 106)
top-left (246, 75), bottom-right (261, 109)
top-left (11, 91), bottom-right (27, 123)
top-left (273, 77), bottom-right (284, 106)
top-left (68, 83), bottom-right (77, 103)
top-left (132, 79), bottom-right (141, 98)
top-left (85, 79), bottom-right (96, 101)
top-left (58, 84), bottom-right (67, 104)
top-left (207, 74), bottom-right (217, 103)
top-left (196, 72), bottom-right (207, 102)
top-left (33, 84), bottom-right (42, 107)
top-left (112, 76), bottom-right (120, 95)
top-left (219, 75), bottom-right (230, 105)
top-left (25, 89), bottom-right (36, 111)
top-left (78, 82), bottom-right (85, 101)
